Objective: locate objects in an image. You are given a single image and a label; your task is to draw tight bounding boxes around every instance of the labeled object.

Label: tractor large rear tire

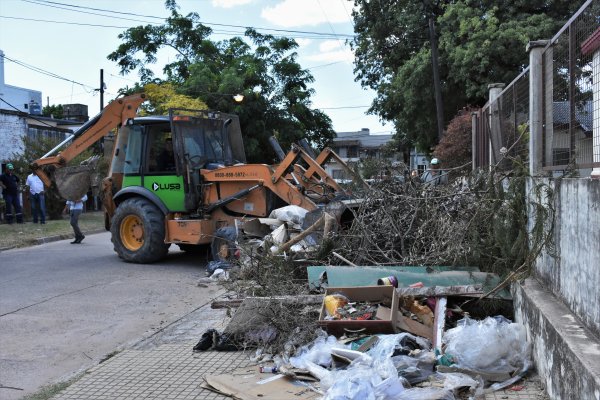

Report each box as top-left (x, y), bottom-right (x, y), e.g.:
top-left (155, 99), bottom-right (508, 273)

top-left (110, 197), bottom-right (169, 263)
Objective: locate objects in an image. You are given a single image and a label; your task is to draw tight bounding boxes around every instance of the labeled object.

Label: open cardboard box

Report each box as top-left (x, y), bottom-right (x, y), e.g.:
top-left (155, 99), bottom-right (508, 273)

top-left (318, 285), bottom-right (399, 336)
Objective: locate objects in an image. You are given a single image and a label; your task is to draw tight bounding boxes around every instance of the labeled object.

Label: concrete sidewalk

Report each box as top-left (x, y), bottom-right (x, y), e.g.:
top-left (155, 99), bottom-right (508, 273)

top-left (52, 346), bottom-right (255, 400)
top-left (48, 303), bottom-right (549, 400)
top-left (51, 344), bottom-right (547, 400)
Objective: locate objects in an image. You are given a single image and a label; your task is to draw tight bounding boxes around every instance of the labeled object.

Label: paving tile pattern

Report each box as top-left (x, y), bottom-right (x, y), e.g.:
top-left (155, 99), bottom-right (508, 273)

top-left (52, 344), bottom-right (255, 400)
top-left (483, 376), bottom-right (549, 400)
top-left (52, 342), bottom-right (548, 400)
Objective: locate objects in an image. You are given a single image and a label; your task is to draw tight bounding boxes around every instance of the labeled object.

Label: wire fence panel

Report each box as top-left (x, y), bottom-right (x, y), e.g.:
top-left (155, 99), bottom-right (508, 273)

top-left (473, 70), bottom-right (529, 171)
top-left (542, 1), bottom-right (598, 171)
top-left (474, 0), bottom-right (598, 174)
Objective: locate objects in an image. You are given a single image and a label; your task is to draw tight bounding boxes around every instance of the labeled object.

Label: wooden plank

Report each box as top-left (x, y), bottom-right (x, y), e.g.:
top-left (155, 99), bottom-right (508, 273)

top-left (432, 297), bottom-right (447, 351)
top-left (396, 285), bottom-right (484, 297)
top-left (375, 306), bottom-right (433, 341)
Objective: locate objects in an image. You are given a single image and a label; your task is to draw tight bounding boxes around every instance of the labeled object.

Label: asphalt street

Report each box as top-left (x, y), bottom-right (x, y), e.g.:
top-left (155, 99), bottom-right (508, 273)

top-left (0, 232), bottom-right (224, 399)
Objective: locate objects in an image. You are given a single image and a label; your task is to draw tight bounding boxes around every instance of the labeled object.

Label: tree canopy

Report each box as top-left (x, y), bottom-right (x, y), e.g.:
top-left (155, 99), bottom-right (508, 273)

top-left (108, 0), bottom-right (334, 163)
top-left (351, 0), bottom-right (580, 151)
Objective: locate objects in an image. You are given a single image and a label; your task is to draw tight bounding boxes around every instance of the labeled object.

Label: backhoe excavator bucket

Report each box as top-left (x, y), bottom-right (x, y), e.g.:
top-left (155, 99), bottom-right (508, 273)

top-left (53, 156), bottom-right (100, 201)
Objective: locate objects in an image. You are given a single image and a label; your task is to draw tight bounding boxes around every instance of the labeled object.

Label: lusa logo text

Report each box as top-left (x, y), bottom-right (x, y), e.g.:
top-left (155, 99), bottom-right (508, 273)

top-left (152, 182), bottom-right (181, 191)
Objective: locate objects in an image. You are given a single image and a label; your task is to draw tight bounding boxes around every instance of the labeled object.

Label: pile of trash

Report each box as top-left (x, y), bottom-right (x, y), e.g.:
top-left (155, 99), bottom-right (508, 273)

top-left (195, 177), bottom-right (535, 399)
top-left (197, 285), bottom-right (531, 399)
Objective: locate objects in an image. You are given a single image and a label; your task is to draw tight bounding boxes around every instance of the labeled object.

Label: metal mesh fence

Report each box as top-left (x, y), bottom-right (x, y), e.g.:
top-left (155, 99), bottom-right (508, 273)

top-left (474, 70), bottom-right (530, 170)
top-left (474, 0), bottom-right (598, 174)
top-left (542, 0), bottom-right (598, 171)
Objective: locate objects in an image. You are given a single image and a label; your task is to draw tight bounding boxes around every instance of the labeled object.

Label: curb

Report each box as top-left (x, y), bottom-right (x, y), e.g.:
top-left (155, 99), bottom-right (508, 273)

top-left (0, 228), bottom-right (107, 252)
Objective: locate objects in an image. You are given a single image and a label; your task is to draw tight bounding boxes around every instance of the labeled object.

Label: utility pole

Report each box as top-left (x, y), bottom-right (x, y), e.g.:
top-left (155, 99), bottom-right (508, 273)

top-left (428, 15), bottom-right (444, 142)
top-left (100, 69), bottom-right (105, 110)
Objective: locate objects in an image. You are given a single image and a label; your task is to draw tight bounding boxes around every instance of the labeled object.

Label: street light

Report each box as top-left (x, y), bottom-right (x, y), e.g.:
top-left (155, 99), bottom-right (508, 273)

top-left (233, 94), bottom-right (244, 103)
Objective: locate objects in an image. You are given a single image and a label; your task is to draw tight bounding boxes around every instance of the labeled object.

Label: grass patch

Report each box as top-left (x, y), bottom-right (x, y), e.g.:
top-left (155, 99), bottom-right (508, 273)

top-left (0, 211), bottom-right (105, 249)
top-left (20, 374), bottom-right (84, 400)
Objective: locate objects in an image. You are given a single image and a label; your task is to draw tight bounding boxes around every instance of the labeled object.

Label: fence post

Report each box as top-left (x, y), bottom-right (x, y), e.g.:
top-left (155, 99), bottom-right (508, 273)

top-left (527, 40), bottom-right (549, 176)
top-left (471, 112), bottom-right (478, 170)
top-left (488, 83), bottom-right (505, 166)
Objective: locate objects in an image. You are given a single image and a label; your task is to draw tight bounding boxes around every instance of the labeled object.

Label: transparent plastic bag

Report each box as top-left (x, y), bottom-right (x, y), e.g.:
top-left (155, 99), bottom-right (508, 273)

top-left (323, 365), bottom-right (406, 400)
top-left (392, 351), bottom-right (435, 384)
top-left (396, 387), bottom-right (455, 400)
top-left (442, 316), bottom-right (531, 375)
top-left (290, 334), bottom-right (345, 368)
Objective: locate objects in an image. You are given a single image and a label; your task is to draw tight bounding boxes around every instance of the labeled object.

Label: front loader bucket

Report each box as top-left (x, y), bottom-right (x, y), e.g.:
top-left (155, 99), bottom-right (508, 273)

top-left (53, 156), bottom-right (100, 201)
top-left (54, 165), bottom-right (94, 201)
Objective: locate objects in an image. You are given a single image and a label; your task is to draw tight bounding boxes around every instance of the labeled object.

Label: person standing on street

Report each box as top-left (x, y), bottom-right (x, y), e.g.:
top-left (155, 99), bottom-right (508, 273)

top-left (26, 171), bottom-right (46, 224)
top-left (0, 163), bottom-right (24, 224)
top-left (64, 194), bottom-right (87, 244)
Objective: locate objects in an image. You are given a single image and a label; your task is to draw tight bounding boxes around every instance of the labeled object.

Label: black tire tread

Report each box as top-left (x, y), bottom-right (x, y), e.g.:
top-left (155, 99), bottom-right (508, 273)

top-left (110, 197), bottom-right (169, 263)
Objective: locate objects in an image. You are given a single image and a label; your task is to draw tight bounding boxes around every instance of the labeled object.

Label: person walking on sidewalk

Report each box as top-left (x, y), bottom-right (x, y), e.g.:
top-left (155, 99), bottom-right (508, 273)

top-left (64, 194), bottom-right (87, 244)
top-left (26, 171), bottom-right (46, 224)
top-left (0, 163), bottom-right (24, 224)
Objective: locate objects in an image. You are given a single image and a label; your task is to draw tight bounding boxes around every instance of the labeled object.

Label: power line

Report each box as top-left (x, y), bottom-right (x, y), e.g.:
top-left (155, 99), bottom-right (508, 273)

top-left (0, 15), bottom-right (130, 29)
top-left (306, 61), bottom-right (345, 70)
top-left (1, 15), bottom-right (349, 41)
top-left (0, 53), bottom-right (95, 90)
top-left (23, 0), bottom-right (157, 25)
top-left (23, 0), bottom-right (356, 39)
top-left (0, 98), bottom-right (56, 127)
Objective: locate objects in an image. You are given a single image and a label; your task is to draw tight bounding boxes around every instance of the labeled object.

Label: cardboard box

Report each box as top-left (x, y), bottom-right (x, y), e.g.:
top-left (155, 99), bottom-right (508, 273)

top-left (318, 286), bottom-right (398, 336)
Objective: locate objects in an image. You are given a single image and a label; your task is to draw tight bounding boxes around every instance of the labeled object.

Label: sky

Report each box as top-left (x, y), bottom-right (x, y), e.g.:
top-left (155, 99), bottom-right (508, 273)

top-left (0, 0), bottom-right (392, 135)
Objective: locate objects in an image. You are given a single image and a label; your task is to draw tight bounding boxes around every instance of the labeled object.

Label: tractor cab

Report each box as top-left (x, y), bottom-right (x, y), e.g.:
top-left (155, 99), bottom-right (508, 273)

top-left (110, 110), bottom-right (245, 214)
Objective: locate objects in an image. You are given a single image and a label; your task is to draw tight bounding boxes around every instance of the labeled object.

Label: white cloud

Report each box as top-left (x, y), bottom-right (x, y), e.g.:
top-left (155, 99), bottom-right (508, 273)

top-left (319, 40), bottom-right (342, 53)
top-left (261, 0), bottom-right (353, 28)
top-left (305, 47), bottom-right (354, 64)
top-left (212, 0), bottom-right (253, 8)
top-left (295, 38), bottom-right (313, 48)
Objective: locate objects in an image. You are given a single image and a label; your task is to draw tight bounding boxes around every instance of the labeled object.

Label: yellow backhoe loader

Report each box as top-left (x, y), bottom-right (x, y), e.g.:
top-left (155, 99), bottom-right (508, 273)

top-left (32, 93), bottom-right (365, 263)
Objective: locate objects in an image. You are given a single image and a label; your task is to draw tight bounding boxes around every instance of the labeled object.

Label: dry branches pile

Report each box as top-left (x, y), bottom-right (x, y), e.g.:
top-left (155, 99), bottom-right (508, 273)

top-left (330, 169), bottom-right (553, 280)
top-left (219, 168), bottom-right (554, 353)
top-left (330, 173), bottom-right (527, 274)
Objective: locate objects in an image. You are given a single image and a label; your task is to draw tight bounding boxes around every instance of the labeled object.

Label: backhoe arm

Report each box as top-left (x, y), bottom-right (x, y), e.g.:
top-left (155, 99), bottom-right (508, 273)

top-left (31, 93), bottom-right (146, 188)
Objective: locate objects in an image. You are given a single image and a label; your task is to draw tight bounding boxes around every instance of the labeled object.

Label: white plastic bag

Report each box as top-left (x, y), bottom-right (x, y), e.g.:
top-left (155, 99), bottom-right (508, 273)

top-left (290, 334), bottom-right (345, 368)
top-left (442, 316), bottom-right (531, 375)
top-left (268, 205), bottom-right (308, 228)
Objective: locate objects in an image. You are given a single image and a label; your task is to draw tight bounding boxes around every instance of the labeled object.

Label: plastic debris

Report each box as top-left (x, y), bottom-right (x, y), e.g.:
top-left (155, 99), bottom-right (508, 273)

top-left (443, 316), bottom-right (531, 376)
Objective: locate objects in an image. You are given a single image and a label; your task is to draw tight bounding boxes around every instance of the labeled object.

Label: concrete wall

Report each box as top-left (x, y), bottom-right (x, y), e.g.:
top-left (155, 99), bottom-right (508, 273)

top-left (528, 177), bottom-right (600, 337)
top-left (513, 279), bottom-right (600, 400)
top-left (0, 111), bottom-right (26, 163)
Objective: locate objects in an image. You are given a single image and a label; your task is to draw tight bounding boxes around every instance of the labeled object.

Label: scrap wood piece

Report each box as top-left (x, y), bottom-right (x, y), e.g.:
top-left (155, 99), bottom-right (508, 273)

top-left (375, 306), bottom-right (433, 341)
top-left (396, 285), bottom-right (484, 298)
top-left (216, 295), bottom-right (323, 310)
top-left (212, 299), bottom-right (244, 309)
top-left (432, 297), bottom-right (447, 351)
top-left (204, 366), bottom-right (321, 400)
top-left (406, 300), bottom-right (434, 327)
top-left (332, 251), bottom-right (358, 267)
top-left (274, 214), bottom-right (326, 255)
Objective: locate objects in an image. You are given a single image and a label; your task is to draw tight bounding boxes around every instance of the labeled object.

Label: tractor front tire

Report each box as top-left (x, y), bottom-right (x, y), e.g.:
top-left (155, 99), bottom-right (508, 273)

top-left (111, 197), bottom-right (169, 263)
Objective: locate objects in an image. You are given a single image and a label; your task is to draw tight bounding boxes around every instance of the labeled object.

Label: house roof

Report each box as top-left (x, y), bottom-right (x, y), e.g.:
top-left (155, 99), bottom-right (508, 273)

top-left (552, 101), bottom-right (592, 133)
top-left (581, 27), bottom-right (600, 56)
top-left (334, 129), bottom-right (393, 149)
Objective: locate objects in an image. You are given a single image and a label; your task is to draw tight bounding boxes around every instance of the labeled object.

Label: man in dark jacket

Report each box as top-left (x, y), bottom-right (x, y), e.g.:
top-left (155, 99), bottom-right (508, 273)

top-left (0, 163), bottom-right (23, 224)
